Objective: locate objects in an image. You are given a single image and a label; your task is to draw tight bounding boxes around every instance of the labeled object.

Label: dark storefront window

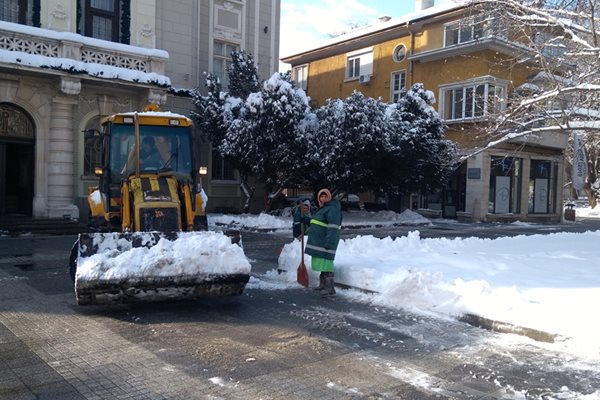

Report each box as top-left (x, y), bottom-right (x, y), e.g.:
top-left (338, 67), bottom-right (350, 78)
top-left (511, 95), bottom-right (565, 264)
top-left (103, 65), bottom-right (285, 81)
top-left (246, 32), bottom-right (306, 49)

top-left (528, 160), bottom-right (557, 214)
top-left (489, 156), bottom-right (521, 214)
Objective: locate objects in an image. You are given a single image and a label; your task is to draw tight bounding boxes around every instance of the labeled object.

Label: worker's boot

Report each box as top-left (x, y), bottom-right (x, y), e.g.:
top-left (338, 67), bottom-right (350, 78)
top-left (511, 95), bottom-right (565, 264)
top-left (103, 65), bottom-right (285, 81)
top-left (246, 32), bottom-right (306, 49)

top-left (321, 272), bottom-right (336, 297)
top-left (314, 273), bottom-right (326, 291)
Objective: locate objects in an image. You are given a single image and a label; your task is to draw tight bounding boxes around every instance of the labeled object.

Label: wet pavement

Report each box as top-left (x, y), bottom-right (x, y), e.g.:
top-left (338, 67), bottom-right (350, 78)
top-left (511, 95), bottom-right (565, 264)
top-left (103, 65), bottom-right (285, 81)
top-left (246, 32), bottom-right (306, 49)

top-left (0, 223), bottom-right (599, 399)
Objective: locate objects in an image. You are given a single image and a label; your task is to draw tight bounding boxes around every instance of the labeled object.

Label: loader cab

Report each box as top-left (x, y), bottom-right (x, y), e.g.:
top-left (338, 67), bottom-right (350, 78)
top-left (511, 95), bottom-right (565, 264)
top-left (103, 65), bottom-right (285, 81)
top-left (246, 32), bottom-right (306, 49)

top-left (98, 113), bottom-right (195, 213)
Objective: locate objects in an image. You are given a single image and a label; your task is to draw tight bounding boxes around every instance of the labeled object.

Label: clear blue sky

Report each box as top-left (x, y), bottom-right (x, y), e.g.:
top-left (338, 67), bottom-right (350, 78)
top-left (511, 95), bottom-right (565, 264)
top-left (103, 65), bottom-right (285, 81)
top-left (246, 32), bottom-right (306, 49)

top-left (279, 0), bottom-right (416, 70)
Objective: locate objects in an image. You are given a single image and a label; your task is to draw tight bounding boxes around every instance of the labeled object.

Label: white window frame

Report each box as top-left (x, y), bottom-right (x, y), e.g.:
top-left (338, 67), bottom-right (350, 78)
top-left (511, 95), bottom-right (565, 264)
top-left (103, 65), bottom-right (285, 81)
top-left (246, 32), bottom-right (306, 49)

top-left (346, 47), bottom-right (373, 80)
top-left (390, 70), bottom-right (406, 103)
top-left (293, 64), bottom-right (309, 91)
top-left (213, 40), bottom-right (240, 88)
top-left (443, 15), bottom-right (487, 47)
top-left (439, 76), bottom-right (507, 122)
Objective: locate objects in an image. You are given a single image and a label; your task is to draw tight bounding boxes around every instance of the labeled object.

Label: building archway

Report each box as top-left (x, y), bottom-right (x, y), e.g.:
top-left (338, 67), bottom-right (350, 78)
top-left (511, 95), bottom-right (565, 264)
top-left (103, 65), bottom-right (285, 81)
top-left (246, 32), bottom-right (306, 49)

top-left (0, 103), bottom-right (35, 216)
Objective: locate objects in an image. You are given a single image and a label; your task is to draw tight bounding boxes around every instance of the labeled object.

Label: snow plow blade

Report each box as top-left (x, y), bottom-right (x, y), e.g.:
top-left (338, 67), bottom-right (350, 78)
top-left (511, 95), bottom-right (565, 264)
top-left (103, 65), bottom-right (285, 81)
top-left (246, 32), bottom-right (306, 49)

top-left (73, 231), bottom-right (250, 306)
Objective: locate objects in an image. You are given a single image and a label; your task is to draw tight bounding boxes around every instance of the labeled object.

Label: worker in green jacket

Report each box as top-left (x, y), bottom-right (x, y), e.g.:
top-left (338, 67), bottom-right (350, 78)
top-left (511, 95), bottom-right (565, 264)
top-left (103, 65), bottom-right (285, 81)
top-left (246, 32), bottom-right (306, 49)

top-left (292, 199), bottom-right (312, 239)
top-left (305, 188), bottom-right (342, 296)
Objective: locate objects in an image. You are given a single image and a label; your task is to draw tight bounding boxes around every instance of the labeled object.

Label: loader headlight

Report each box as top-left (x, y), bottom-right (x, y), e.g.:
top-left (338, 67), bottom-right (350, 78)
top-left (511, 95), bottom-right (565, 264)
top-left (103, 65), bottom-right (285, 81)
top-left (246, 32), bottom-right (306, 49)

top-left (169, 119), bottom-right (180, 126)
top-left (94, 166), bottom-right (104, 177)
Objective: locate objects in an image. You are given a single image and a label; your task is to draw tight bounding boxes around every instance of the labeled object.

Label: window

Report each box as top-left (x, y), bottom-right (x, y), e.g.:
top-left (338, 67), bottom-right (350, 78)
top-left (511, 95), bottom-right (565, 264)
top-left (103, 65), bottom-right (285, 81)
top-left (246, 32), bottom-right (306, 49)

top-left (528, 160), bottom-right (557, 214)
top-left (489, 156), bottom-right (521, 214)
top-left (213, 41), bottom-right (239, 88)
top-left (441, 79), bottom-right (505, 121)
top-left (390, 70), bottom-right (406, 103)
top-left (78, 0), bottom-right (129, 44)
top-left (84, 0), bottom-right (119, 42)
top-left (534, 32), bottom-right (566, 59)
top-left (293, 65), bottom-right (308, 91)
top-left (83, 117), bottom-right (102, 177)
top-left (392, 44), bottom-right (407, 62)
top-left (0, 0), bottom-right (31, 25)
top-left (211, 150), bottom-right (236, 181)
top-left (346, 48), bottom-right (373, 79)
top-left (444, 15), bottom-right (486, 47)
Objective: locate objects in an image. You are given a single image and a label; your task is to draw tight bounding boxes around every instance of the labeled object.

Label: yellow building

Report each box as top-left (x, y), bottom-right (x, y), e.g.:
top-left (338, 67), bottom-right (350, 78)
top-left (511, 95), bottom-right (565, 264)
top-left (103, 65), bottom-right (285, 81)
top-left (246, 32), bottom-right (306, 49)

top-left (282, 1), bottom-right (567, 223)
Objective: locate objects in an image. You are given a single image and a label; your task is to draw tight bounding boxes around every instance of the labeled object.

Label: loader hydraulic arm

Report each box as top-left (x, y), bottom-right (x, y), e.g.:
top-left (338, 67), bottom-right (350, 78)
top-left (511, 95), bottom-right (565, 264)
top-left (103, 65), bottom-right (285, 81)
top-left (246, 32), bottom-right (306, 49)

top-left (121, 180), bottom-right (132, 232)
top-left (182, 182), bottom-right (195, 231)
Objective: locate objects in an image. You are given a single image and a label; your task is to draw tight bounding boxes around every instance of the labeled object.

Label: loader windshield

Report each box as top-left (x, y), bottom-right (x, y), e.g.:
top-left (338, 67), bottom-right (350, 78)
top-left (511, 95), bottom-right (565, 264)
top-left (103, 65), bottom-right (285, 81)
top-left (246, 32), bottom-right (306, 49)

top-left (111, 124), bottom-right (194, 181)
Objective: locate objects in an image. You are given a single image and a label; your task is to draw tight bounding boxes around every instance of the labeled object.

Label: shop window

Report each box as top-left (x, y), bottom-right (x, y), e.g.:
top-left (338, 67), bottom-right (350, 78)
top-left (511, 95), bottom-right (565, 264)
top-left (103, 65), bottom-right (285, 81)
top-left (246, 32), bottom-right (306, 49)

top-left (528, 160), bottom-right (557, 213)
top-left (489, 156), bottom-right (521, 214)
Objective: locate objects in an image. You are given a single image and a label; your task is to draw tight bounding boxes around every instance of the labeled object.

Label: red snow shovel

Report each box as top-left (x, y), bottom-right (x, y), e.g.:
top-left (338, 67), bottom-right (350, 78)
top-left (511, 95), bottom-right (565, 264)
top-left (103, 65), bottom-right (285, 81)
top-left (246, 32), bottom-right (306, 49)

top-left (297, 207), bottom-right (309, 288)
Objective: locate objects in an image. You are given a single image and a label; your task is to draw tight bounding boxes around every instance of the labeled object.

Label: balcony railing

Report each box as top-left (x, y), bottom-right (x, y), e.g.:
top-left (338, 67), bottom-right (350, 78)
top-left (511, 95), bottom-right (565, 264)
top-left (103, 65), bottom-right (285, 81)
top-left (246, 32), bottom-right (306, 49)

top-left (0, 21), bottom-right (168, 82)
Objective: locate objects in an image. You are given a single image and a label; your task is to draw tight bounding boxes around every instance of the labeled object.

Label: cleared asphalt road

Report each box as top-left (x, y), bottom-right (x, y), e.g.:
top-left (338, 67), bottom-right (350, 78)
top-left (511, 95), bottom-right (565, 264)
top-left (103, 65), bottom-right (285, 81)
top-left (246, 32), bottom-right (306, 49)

top-left (0, 222), bottom-right (599, 399)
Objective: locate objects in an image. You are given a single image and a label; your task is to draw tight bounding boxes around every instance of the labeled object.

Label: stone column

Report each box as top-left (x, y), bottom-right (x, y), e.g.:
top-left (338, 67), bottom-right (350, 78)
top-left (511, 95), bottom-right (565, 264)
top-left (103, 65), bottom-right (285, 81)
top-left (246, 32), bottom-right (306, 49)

top-left (47, 95), bottom-right (79, 219)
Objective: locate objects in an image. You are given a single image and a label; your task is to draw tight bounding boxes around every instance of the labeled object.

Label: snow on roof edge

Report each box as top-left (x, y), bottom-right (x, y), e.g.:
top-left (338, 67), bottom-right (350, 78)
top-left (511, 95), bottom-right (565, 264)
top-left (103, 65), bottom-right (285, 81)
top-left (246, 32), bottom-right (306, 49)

top-left (281, 0), bottom-right (468, 60)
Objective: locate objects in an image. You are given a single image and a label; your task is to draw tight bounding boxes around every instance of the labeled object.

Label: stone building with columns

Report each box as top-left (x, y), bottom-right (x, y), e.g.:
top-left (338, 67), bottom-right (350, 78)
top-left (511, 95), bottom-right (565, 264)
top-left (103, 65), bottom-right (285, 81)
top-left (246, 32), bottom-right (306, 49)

top-left (0, 0), bottom-right (280, 219)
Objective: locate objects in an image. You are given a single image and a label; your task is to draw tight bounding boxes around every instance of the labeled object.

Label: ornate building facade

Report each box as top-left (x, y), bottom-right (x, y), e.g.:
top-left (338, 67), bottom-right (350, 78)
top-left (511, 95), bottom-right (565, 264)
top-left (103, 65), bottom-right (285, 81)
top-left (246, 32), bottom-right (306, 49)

top-left (0, 0), bottom-right (280, 218)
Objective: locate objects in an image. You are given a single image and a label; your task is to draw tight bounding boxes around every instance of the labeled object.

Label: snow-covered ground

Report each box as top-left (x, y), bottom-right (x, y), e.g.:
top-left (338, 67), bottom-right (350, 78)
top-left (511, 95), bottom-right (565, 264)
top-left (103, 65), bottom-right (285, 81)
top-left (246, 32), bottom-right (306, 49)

top-left (212, 207), bottom-right (600, 362)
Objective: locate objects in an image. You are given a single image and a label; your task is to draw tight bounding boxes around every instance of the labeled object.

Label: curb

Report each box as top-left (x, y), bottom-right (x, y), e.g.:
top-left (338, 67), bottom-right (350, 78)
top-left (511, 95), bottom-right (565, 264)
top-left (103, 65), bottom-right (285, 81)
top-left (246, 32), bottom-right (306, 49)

top-left (459, 313), bottom-right (560, 343)
top-left (331, 283), bottom-right (561, 344)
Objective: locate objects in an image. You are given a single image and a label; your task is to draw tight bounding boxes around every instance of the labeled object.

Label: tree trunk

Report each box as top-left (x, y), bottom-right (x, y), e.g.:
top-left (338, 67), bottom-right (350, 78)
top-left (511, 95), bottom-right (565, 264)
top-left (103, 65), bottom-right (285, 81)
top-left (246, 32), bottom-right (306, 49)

top-left (264, 186), bottom-right (285, 213)
top-left (240, 179), bottom-right (255, 213)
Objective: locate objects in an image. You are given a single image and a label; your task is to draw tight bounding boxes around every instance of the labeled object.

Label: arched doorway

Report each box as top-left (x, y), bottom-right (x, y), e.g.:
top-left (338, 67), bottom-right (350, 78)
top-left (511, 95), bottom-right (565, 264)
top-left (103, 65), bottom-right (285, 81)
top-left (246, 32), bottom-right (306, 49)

top-left (0, 104), bottom-right (35, 216)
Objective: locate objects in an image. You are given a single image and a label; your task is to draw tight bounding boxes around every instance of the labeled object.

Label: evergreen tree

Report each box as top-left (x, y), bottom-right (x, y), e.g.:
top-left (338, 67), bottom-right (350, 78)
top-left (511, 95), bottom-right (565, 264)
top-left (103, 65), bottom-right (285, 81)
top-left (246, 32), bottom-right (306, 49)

top-left (311, 91), bottom-right (391, 195)
top-left (219, 73), bottom-right (315, 207)
top-left (191, 73), bottom-right (229, 146)
top-left (227, 50), bottom-right (260, 99)
top-left (385, 83), bottom-right (457, 195)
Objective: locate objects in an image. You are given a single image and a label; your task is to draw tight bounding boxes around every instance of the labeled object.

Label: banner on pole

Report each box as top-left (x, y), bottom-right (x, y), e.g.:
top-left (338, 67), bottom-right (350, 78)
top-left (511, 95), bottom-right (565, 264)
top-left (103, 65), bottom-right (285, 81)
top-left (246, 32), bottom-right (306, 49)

top-left (572, 132), bottom-right (587, 191)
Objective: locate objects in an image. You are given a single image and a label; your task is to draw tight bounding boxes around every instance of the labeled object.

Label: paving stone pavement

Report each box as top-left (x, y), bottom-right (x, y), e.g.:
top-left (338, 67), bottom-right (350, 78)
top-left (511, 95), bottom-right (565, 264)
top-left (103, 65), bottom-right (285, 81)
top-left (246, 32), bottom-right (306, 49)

top-left (1, 233), bottom-right (599, 399)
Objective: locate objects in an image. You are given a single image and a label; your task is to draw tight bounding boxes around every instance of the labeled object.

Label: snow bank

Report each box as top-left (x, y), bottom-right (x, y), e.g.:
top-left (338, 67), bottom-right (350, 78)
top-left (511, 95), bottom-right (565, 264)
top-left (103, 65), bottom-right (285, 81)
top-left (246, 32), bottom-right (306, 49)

top-left (278, 230), bottom-right (600, 358)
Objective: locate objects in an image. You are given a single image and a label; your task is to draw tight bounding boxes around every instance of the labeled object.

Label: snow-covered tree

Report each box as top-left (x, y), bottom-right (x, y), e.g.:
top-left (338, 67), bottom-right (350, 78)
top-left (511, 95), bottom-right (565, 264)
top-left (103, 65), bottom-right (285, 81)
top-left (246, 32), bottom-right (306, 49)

top-left (385, 84), bottom-right (457, 195)
top-left (219, 72), bottom-right (315, 209)
top-left (227, 50), bottom-right (260, 99)
top-left (467, 0), bottom-right (600, 204)
top-left (309, 88), bottom-right (456, 197)
top-left (311, 91), bottom-right (389, 194)
top-left (191, 73), bottom-right (228, 145)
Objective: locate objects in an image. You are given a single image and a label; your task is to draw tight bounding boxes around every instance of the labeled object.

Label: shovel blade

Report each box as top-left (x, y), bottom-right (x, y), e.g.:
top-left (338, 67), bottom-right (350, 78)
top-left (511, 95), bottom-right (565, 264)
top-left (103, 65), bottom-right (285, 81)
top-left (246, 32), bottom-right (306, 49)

top-left (297, 262), bottom-right (309, 288)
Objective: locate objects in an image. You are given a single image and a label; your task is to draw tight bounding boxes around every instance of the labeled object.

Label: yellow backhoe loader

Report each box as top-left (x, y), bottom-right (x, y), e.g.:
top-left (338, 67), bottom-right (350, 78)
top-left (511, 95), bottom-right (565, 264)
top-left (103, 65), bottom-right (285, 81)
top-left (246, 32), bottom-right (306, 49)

top-left (69, 105), bottom-right (250, 305)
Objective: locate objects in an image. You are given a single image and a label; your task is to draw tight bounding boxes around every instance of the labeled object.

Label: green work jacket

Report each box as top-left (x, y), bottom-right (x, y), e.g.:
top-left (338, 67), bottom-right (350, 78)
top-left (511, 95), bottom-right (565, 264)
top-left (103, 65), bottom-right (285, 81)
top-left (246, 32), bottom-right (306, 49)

top-left (305, 199), bottom-right (342, 260)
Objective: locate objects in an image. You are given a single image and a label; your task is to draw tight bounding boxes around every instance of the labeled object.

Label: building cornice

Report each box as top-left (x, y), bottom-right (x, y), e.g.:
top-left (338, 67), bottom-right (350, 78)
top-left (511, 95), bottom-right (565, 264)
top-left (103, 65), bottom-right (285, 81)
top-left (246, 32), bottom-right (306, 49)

top-left (281, 3), bottom-right (467, 66)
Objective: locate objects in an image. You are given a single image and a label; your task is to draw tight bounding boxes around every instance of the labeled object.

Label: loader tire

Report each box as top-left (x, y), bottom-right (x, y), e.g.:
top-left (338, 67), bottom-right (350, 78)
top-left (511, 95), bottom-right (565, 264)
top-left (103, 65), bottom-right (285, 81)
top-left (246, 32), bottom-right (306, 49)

top-left (68, 239), bottom-right (78, 282)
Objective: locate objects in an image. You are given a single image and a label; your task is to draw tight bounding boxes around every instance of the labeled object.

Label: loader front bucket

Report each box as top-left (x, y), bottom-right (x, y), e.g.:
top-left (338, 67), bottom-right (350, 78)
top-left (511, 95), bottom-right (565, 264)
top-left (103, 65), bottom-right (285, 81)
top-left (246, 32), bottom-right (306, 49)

top-left (73, 231), bottom-right (251, 305)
